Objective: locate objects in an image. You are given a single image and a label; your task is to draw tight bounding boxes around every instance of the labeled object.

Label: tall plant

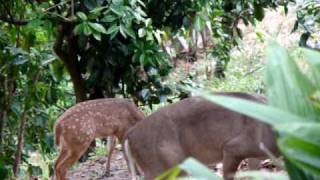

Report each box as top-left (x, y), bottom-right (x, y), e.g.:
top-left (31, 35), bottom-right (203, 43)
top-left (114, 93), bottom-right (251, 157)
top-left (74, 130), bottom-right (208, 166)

top-left (205, 42), bottom-right (320, 179)
top-left (158, 42), bottom-right (320, 179)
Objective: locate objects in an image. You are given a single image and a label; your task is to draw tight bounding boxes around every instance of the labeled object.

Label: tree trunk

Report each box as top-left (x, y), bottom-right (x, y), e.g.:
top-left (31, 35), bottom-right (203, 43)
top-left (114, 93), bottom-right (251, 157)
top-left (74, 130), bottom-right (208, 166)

top-left (0, 111), bottom-right (4, 148)
top-left (53, 24), bottom-right (87, 103)
top-left (0, 77), bottom-right (14, 148)
top-left (13, 109), bottom-right (28, 177)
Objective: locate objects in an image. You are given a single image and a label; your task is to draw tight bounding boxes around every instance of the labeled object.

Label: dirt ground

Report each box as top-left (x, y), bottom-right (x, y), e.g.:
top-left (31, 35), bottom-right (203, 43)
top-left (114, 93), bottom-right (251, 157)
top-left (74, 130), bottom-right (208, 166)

top-left (68, 150), bottom-right (130, 180)
top-left (68, 149), bottom-right (282, 180)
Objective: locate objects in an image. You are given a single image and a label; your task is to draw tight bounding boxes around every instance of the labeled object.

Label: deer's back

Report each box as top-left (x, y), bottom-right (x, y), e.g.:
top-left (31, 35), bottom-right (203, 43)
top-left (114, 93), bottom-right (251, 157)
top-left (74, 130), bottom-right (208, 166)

top-left (55, 98), bottom-right (142, 143)
top-left (127, 92), bottom-right (271, 166)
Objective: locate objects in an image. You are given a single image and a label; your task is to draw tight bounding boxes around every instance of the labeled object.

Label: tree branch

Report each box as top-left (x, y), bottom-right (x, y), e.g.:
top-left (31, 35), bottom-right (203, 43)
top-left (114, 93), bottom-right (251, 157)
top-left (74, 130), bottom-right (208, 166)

top-left (0, 15), bottom-right (29, 26)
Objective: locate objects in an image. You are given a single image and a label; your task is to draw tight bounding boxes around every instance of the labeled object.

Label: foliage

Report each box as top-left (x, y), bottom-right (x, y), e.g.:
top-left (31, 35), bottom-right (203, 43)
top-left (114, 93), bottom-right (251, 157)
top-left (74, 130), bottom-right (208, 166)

top-left (0, 24), bottom-right (72, 178)
top-left (205, 42), bottom-right (320, 179)
top-left (71, 0), bottom-right (173, 105)
top-left (293, 0), bottom-right (320, 49)
top-left (0, 0), bottom-right (312, 179)
top-left (159, 41), bottom-right (320, 179)
top-left (156, 158), bottom-right (221, 180)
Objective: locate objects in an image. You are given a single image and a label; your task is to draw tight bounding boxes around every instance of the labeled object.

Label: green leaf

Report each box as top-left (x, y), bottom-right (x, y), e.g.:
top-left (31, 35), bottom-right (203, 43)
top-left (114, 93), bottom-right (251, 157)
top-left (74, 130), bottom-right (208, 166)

top-left (253, 3), bottom-right (265, 21)
top-left (76, 12), bottom-right (88, 21)
top-left (119, 24), bottom-right (127, 38)
top-left (301, 48), bottom-right (320, 83)
top-left (106, 24), bottom-right (119, 35)
top-left (110, 6), bottom-right (123, 16)
top-left (279, 136), bottom-right (320, 176)
top-left (90, 6), bottom-right (107, 15)
top-left (276, 123), bottom-right (320, 147)
top-left (236, 171), bottom-right (289, 180)
top-left (101, 15), bottom-right (117, 23)
top-left (179, 158), bottom-right (221, 180)
top-left (155, 166), bottom-right (182, 180)
top-left (88, 22), bottom-right (107, 34)
top-left (83, 23), bottom-right (92, 36)
top-left (93, 32), bottom-right (101, 41)
top-left (203, 93), bottom-right (306, 125)
top-left (138, 28), bottom-right (146, 38)
top-left (139, 53), bottom-right (145, 65)
top-left (110, 30), bottom-right (118, 40)
top-left (13, 56), bottom-right (28, 65)
top-left (122, 25), bottom-right (136, 39)
top-left (194, 15), bottom-right (204, 32)
top-left (137, 0), bottom-right (146, 7)
top-left (266, 41), bottom-right (320, 121)
top-left (145, 18), bottom-right (152, 27)
top-left (74, 23), bottom-right (85, 35)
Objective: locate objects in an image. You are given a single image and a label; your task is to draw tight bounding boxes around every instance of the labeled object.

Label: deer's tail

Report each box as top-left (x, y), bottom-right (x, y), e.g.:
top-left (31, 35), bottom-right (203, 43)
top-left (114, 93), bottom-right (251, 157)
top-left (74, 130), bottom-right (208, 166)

top-left (54, 122), bottom-right (63, 147)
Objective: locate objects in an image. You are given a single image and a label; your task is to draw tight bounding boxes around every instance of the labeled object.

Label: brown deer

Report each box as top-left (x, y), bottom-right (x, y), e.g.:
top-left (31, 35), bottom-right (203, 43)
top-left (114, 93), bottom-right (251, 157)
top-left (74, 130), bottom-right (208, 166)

top-left (53, 98), bottom-right (145, 180)
top-left (124, 92), bottom-right (280, 180)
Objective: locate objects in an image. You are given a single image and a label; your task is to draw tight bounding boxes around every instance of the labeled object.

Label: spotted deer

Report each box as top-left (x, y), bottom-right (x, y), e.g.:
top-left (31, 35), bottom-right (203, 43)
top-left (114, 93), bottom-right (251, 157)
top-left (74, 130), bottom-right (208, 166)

top-left (53, 98), bottom-right (145, 180)
top-left (125, 92), bottom-right (280, 180)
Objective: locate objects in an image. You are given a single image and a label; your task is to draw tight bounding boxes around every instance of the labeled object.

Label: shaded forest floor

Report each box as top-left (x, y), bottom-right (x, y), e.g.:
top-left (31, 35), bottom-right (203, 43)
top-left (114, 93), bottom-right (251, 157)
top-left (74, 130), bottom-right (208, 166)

top-left (68, 150), bottom-right (129, 180)
top-left (68, 149), bottom-right (283, 180)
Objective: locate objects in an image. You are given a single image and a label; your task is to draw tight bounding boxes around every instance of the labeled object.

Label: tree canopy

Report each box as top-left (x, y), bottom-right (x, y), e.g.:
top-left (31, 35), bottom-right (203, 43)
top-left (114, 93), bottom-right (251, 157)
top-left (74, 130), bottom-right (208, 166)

top-left (1, 0), bottom-right (320, 179)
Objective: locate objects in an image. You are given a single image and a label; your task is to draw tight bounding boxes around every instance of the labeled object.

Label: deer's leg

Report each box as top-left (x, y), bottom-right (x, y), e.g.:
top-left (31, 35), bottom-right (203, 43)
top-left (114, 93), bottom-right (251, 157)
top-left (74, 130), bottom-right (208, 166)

top-left (55, 147), bottom-right (87, 180)
top-left (222, 136), bottom-right (252, 180)
top-left (222, 152), bottom-right (242, 180)
top-left (54, 146), bottom-right (69, 180)
top-left (105, 136), bottom-right (116, 176)
top-left (55, 139), bottom-right (91, 180)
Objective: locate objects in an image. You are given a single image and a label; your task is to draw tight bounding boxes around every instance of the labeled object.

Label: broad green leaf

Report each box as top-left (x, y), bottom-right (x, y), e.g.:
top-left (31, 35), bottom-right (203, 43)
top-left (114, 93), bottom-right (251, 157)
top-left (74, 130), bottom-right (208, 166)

top-left (253, 3), bottom-right (265, 21)
top-left (110, 6), bottom-right (123, 16)
top-left (138, 28), bottom-right (146, 38)
top-left (236, 171), bottom-right (289, 180)
top-left (106, 24), bottom-right (119, 35)
top-left (203, 93), bottom-right (306, 125)
top-left (179, 158), bottom-right (221, 180)
top-left (266, 41), bottom-right (320, 121)
top-left (83, 23), bottom-right (92, 35)
top-left (119, 24), bottom-right (127, 38)
top-left (284, 157), bottom-right (317, 180)
top-left (13, 56), bottom-right (28, 65)
top-left (139, 53), bottom-right (145, 65)
top-left (136, 0), bottom-right (146, 7)
top-left (90, 6), bottom-right (107, 15)
top-left (101, 15), bottom-right (117, 23)
top-left (122, 25), bottom-right (136, 39)
top-left (74, 24), bottom-right (86, 37)
top-left (145, 18), bottom-right (152, 27)
top-left (279, 136), bottom-right (320, 176)
top-left (301, 48), bottom-right (320, 83)
top-left (110, 30), bottom-right (118, 40)
top-left (93, 32), bottom-right (101, 41)
top-left (88, 22), bottom-right (107, 34)
top-left (276, 123), bottom-right (320, 147)
top-left (155, 166), bottom-right (182, 180)
top-left (194, 15), bottom-right (204, 32)
top-left (76, 12), bottom-right (88, 21)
